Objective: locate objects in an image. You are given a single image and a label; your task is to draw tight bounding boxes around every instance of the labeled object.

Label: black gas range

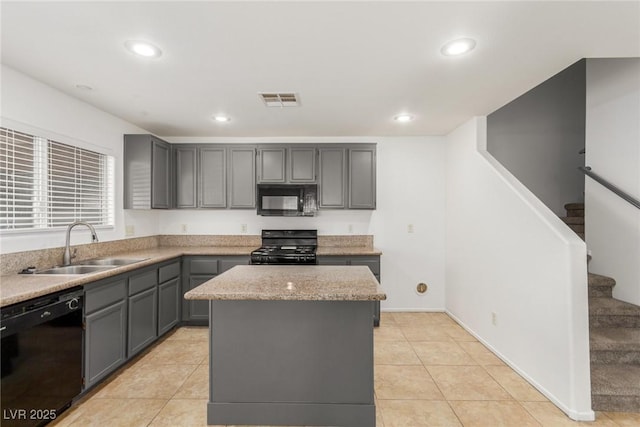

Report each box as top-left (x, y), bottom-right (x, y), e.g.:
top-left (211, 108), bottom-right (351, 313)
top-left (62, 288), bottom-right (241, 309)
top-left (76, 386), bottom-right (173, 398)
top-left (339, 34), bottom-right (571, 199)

top-left (250, 229), bottom-right (317, 265)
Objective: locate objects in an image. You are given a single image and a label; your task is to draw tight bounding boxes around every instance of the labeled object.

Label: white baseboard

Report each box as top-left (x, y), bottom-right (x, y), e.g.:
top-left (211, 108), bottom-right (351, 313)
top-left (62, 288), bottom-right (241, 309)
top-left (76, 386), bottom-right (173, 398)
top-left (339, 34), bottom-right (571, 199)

top-left (444, 310), bottom-right (595, 422)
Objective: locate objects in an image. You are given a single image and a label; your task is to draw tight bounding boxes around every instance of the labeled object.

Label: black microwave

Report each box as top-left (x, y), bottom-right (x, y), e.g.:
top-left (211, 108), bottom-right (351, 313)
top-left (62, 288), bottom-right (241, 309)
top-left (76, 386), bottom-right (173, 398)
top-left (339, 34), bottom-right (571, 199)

top-left (257, 184), bottom-right (317, 216)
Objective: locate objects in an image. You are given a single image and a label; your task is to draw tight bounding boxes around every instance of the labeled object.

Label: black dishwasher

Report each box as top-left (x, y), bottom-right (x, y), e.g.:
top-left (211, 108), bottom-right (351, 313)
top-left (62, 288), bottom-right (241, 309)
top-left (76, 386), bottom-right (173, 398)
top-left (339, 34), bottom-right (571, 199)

top-left (1, 288), bottom-right (84, 426)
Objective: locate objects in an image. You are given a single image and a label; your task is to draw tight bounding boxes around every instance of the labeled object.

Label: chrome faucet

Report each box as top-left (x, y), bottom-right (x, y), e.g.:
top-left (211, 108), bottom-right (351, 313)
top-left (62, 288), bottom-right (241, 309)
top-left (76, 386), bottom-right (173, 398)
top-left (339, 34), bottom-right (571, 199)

top-left (63, 221), bottom-right (99, 266)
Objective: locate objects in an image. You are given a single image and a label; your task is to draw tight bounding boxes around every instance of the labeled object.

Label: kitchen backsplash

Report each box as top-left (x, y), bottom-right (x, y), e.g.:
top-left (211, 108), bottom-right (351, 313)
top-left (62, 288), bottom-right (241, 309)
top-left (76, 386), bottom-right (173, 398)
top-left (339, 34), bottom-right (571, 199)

top-left (0, 234), bottom-right (374, 275)
top-left (158, 235), bottom-right (261, 247)
top-left (0, 236), bottom-right (159, 276)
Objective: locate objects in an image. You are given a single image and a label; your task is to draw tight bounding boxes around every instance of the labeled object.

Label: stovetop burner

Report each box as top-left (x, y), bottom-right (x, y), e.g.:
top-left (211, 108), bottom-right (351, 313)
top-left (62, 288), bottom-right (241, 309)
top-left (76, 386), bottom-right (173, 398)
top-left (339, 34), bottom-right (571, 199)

top-left (251, 230), bottom-right (317, 265)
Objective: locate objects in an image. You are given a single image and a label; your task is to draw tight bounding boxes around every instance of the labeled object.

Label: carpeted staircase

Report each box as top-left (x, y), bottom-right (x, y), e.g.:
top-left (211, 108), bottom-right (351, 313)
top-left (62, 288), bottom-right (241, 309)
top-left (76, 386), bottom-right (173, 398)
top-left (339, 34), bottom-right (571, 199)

top-left (562, 202), bottom-right (640, 413)
top-left (560, 202), bottom-right (585, 240)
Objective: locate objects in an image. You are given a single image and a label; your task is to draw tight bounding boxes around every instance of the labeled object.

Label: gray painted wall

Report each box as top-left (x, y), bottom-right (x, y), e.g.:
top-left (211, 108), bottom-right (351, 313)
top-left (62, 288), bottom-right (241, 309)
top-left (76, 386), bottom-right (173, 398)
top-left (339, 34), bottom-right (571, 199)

top-left (487, 60), bottom-right (586, 216)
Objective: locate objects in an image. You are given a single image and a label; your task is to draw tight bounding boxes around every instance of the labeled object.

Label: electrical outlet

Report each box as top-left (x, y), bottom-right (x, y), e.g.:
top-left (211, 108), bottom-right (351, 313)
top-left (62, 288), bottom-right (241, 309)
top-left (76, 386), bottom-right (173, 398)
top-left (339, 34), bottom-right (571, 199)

top-left (348, 224), bottom-right (354, 233)
top-left (491, 312), bottom-right (497, 326)
top-left (241, 224), bottom-right (248, 233)
top-left (180, 224), bottom-right (188, 233)
top-left (407, 224), bottom-right (414, 233)
top-left (125, 225), bottom-right (134, 237)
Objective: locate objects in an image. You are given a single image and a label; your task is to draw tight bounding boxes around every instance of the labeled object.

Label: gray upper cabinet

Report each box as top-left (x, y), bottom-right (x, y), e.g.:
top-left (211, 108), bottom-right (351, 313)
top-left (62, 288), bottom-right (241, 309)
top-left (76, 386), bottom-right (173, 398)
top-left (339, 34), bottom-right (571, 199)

top-left (125, 137), bottom-right (374, 211)
top-left (152, 141), bottom-right (171, 208)
top-left (124, 134), bottom-right (172, 209)
top-left (174, 146), bottom-right (197, 208)
top-left (289, 147), bottom-right (316, 183)
top-left (228, 147), bottom-right (256, 208)
top-left (200, 147), bottom-right (226, 207)
top-left (348, 147), bottom-right (376, 209)
top-left (257, 148), bottom-right (286, 183)
top-left (318, 145), bottom-right (376, 210)
top-left (174, 145), bottom-right (226, 209)
top-left (318, 148), bottom-right (347, 208)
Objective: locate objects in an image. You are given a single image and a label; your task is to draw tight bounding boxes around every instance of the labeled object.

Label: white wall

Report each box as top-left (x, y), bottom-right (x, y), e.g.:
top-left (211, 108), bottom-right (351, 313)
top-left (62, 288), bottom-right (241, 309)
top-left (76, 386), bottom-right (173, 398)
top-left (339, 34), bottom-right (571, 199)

top-left (445, 117), bottom-right (592, 420)
top-left (585, 58), bottom-right (640, 306)
top-left (0, 65), bottom-right (159, 253)
top-left (164, 136), bottom-right (447, 312)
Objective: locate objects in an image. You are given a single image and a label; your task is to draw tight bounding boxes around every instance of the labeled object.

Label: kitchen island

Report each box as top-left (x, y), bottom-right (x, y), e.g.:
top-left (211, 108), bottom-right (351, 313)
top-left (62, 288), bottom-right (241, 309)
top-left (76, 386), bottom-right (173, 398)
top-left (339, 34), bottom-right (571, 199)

top-left (184, 265), bottom-right (386, 427)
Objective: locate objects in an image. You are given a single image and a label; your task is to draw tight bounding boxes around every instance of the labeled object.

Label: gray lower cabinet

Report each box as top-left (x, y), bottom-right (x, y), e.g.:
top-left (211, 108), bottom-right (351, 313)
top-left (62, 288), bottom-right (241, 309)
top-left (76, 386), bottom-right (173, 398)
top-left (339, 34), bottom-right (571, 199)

top-left (124, 134), bottom-right (172, 209)
top-left (158, 260), bottom-right (181, 335)
top-left (228, 147), bottom-right (256, 208)
top-left (158, 280), bottom-right (180, 335)
top-left (84, 277), bottom-right (127, 389)
top-left (128, 287), bottom-right (158, 356)
top-left (127, 268), bottom-right (159, 357)
top-left (182, 255), bottom-right (250, 323)
top-left (317, 255), bottom-right (381, 326)
top-left (83, 259), bottom-right (182, 390)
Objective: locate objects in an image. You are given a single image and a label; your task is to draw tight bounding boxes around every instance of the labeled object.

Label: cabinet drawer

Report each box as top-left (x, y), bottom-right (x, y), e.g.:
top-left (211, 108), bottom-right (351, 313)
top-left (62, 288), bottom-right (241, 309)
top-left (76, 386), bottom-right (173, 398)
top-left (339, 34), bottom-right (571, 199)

top-left (85, 278), bottom-right (127, 314)
top-left (129, 269), bottom-right (157, 296)
top-left (159, 261), bottom-right (181, 283)
top-left (189, 258), bottom-right (219, 275)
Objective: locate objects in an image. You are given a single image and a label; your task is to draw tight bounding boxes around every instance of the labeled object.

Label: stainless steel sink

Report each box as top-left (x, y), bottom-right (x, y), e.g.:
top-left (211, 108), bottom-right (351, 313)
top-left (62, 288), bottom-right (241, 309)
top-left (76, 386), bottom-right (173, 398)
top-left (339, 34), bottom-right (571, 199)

top-left (81, 258), bottom-right (148, 266)
top-left (35, 265), bottom-right (117, 275)
top-left (32, 257), bottom-right (148, 275)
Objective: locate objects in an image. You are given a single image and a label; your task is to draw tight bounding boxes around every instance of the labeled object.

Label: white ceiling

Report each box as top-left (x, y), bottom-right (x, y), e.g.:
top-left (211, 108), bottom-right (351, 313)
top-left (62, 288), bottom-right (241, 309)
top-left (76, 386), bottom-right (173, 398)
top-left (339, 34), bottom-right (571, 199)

top-left (1, 1), bottom-right (639, 137)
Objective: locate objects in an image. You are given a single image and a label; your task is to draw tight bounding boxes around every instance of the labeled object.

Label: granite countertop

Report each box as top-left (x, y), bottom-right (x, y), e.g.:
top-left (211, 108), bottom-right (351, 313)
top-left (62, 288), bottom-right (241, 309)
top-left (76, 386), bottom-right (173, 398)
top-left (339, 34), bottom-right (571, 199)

top-left (316, 246), bottom-right (382, 256)
top-left (184, 265), bottom-right (386, 301)
top-left (0, 245), bottom-right (382, 307)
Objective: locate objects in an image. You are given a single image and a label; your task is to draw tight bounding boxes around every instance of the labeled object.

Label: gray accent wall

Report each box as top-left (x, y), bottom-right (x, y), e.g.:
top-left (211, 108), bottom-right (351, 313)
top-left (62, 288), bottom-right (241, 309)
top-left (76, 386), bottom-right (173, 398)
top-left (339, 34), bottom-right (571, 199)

top-left (487, 59), bottom-right (586, 216)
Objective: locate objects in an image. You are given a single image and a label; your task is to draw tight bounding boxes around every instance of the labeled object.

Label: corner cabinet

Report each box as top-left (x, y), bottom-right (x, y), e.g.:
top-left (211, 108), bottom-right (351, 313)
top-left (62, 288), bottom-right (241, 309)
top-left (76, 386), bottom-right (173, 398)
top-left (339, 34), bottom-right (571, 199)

top-left (124, 134), bottom-right (171, 209)
top-left (182, 256), bottom-right (250, 324)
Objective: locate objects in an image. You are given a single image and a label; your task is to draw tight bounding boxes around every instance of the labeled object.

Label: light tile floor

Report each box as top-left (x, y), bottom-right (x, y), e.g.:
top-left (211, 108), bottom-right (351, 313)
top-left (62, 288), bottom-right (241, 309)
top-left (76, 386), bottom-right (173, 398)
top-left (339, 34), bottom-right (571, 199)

top-left (51, 312), bottom-right (640, 426)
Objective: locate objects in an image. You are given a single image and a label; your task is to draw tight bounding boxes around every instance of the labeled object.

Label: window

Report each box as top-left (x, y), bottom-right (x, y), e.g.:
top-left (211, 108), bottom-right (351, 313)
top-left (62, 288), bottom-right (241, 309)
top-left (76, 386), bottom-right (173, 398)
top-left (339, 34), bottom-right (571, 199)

top-left (0, 127), bottom-right (114, 231)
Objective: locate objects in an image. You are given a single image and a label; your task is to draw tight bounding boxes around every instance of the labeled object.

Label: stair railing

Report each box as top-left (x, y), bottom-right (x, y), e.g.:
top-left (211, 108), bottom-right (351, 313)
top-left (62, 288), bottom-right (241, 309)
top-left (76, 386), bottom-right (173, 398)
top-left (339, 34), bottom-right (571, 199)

top-left (579, 166), bottom-right (640, 209)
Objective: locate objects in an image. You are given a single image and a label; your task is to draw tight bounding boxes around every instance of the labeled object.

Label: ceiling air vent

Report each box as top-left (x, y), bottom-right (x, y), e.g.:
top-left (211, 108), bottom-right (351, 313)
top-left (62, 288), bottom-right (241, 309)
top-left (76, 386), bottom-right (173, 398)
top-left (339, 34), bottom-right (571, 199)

top-left (259, 92), bottom-right (300, 107)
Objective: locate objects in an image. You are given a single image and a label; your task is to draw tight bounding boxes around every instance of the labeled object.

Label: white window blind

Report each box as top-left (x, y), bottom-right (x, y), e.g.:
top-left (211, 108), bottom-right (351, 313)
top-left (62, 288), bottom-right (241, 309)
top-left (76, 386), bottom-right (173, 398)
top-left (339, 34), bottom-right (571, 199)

top-left (0, 127), bottom-right (114, 231)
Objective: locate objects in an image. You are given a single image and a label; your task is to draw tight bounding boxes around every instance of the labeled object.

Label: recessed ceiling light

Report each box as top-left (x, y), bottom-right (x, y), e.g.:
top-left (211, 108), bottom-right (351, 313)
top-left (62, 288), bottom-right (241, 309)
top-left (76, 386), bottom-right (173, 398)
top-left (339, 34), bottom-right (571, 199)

top-left (394, 114), bottom-right (414, 123)
top-left (213, 115), bottom-right (230, 123)
top-left (441, 38), bottom-right (476, 56)
top-left (125, 40), bottom-right (162, 58)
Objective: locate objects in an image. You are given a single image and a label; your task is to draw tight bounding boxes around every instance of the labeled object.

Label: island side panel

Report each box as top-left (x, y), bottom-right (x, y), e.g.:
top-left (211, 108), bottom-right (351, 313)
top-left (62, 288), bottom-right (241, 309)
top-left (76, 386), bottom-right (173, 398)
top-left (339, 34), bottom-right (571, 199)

top-left (207, 300), bottom-right (375, 427)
